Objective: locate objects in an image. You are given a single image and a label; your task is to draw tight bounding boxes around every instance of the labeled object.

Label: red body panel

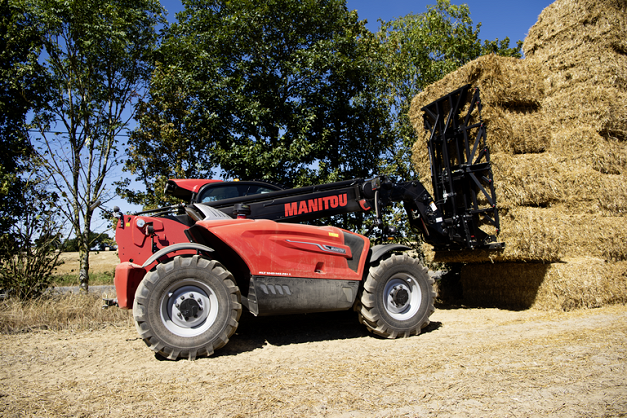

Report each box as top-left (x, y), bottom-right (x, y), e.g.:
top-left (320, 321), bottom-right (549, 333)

top-left (116, 215), bottom-right (191, 266)
top-left (114, 214), bottom-right (370, 309)
top-left (169, 179), bottom-right (222, 193)
top-left (114, 262), bottom-right (146, 309)
top-left (114, 214), bottom-right (196, 307)
top-left (197, 219), bottom-right (370, 281)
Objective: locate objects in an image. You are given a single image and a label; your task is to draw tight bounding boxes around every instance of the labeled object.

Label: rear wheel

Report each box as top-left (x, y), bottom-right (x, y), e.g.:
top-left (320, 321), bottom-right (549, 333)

top-left (133, 255), bottom-right (241, 360)
top-left (358, 254), bottom-right (434, 338)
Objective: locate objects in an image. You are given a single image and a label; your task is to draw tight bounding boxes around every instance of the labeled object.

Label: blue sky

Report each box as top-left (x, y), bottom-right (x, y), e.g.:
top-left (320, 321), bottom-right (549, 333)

top-left (160, 0), bottom-right (555, 48)
top-left (347, 0), bottom-right (554, 45)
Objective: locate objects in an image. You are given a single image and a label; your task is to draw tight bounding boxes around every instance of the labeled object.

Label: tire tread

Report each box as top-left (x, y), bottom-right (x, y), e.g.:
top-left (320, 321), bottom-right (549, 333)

top-left (357, 253), bottom-right (434, 339)
top-left (133, 255), bottom-right (241, 360)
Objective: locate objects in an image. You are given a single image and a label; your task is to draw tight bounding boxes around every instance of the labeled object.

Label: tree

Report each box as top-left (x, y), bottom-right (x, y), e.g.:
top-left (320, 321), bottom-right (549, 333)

top-left (375, 0), bottom-right (522, 180)
top-left (120, 0), bottom-right (392, 209)
top-left (0, 1), bottom-right (67, 299)
top-left (116, 63), bottom-right (215, 208)
top-left (29, 0), bottom-right (165, 291)
top-left (0, 0), bottom-right (47, 241)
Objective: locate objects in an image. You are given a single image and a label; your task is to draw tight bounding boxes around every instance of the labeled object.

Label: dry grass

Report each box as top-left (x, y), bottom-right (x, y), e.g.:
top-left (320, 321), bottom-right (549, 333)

top-left (51, 251), bottom-right (119, 286)
top-left (1, 305), bottom-right (626, 417)
top-left (55, 251), bottom-right (119, 276)
top-left (0, 293), bottom-right (132, 334)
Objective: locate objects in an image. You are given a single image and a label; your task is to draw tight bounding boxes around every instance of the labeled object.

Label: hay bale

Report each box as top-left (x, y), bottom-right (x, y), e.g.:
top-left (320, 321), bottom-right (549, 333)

top-left (505, 108), bottom-right (550, 154)
top-left (408, 55), bottom-right (543, 128)
top-left (492, 153), bottom-right (627, 214)
top-left (523, 0), bottom-right (627, 60)
top-left (492, 153), bottom-right (563, 209)
top-left (460, 258), bottom-right (627, 310)
top-left (409, 110), bottom-right (549, 195)
top-left (424, 207), bottom-right (627, 264)
top-left (409, 0), bottom-right (627, 310)
top-left (414, 149), bottom-right (627, 215)
top-left (549, 128), bottom-right (627, 175)
top-left (456, 105), bottom-right (550, 155)
top-left (538, 47), bottom-right (627, 95)
top-left (409, 55), bottom-right (547, 194)
top-left (542, 86), bottom-right (627, 141)
top-left (422, 207), bottom-right (563, 264)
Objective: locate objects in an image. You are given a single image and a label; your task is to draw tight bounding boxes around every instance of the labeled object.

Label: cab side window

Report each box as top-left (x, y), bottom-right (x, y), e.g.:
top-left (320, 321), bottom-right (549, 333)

top-left (248, 186), bottom-right (275, 195)
top-left (199, 183), bottom-right (279, 203)
top-left (200, 185), bottom-right (243, 202)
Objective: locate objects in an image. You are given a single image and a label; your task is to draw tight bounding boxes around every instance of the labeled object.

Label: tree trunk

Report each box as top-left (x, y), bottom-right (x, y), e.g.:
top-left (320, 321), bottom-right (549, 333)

top-left (78, 211), bottom-right (93, 293)
top-left (78, 237), bottom-right (90, 293)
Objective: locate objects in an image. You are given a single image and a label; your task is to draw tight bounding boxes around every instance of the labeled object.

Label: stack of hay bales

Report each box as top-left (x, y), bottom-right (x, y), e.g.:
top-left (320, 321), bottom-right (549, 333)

top-left (408, 0), bottom-right (627, 310)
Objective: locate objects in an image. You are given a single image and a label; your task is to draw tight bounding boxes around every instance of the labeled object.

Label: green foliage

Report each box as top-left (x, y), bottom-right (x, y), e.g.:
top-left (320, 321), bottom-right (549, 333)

top-left (0, 177), bottom-right (63, 299)
top-left (120, 0), bottom-right (393, 209)
top-left (374, 0), bottom-right (523, 182)
top-left (28, 0), bottom-right (165, 290)
top-left (0, 0), bottom-right (48, 238)
top-left (116, 63), bottom-right (212, 208)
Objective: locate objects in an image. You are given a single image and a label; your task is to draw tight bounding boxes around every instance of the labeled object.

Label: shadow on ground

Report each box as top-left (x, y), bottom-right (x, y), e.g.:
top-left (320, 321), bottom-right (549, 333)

top-left (213, 309), bottom-right (442, 357)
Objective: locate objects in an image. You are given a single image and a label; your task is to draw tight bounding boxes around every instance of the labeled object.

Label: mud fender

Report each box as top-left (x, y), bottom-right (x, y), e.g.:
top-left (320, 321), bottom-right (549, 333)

top-left (369, 244), bottom-right (411, 265)
top-left (140, 243), bottom-right (214, 268)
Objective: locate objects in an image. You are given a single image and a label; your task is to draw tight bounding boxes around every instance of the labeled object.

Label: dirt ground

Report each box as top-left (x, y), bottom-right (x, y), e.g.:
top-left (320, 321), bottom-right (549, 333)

top-left (1, 303), bottom-right (626, 417)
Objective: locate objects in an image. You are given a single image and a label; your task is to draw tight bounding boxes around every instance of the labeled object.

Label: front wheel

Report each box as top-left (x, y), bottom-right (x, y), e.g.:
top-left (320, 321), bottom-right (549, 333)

top-left (133, 255), bottom-right (241, 360)
top-left (358, 254), bottom-right (435, 338)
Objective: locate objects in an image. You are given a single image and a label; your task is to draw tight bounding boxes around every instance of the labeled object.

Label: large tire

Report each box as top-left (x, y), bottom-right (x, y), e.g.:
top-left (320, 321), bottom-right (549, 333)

top-left (357, 254), bottom-right (435, 338)
top-left (133, 255), bottom-right (241, 360)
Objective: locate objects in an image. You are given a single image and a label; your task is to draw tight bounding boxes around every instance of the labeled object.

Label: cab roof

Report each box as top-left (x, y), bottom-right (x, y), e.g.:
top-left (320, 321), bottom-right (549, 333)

top-left (164, 179), bottom-right (222, 200)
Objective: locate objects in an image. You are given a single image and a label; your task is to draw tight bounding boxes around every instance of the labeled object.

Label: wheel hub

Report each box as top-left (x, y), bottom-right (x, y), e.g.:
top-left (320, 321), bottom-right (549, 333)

top-left (178, 297), bottom-right (202, 320)
top-left (390, 286), bottom-right (409, 307)
top-left (160, 282), bottom-right (218, 337)
top-left (383, 275), bottom-right (422, 320)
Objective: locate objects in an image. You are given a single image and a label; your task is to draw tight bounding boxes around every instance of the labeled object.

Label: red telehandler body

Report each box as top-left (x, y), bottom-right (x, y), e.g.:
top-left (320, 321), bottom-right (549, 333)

top-left (112, 85), bottom-right (504, 360)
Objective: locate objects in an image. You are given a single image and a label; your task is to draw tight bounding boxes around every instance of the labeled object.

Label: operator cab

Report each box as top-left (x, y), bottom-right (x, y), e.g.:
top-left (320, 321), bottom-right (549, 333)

top-left (164, 179), bottom-right (283, 204)
top-left (197, 181), bottom-right (280, 203)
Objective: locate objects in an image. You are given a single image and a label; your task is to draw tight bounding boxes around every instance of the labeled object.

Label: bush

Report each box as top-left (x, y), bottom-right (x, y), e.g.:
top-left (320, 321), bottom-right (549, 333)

top-left (0, 229), bottom-right (62, 299)
top-left (0, 179), bottom-right (64, 299)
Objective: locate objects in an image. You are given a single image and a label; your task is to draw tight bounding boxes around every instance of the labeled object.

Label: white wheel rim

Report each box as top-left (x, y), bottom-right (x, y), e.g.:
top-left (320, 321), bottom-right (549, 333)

top-left (383, 273), bottom-right (422, 321)
top-left (160, 279), bottom-right (219, 337)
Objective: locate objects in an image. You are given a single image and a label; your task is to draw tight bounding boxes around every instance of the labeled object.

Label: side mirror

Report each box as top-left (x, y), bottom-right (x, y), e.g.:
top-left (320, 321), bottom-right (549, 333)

top-left (234, 203), bottom-right (251, 219)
